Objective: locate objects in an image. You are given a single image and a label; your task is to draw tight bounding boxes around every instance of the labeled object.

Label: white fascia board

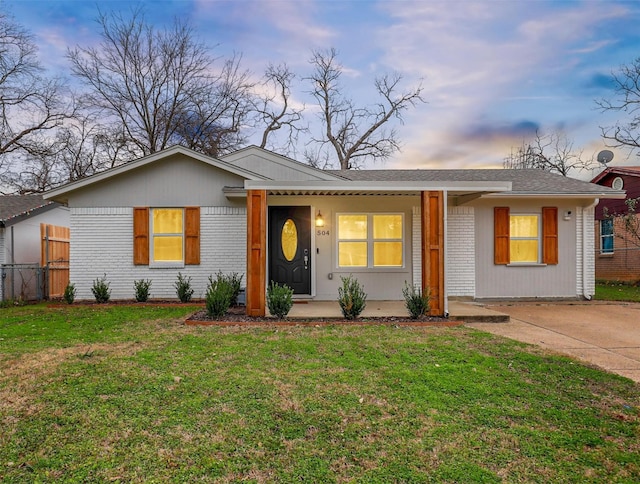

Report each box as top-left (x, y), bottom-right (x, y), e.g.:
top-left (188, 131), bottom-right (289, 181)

top-left (484, 191), bottom-right (626, 200)
top-left (44, 145), bottom-right (268, 201)
top-left (244, 180), bottom-right (513, 192)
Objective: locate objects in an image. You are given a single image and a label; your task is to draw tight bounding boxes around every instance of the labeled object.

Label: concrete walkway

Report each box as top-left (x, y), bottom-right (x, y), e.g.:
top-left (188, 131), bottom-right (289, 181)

top-left (467, 301), bottom-right (640, 384)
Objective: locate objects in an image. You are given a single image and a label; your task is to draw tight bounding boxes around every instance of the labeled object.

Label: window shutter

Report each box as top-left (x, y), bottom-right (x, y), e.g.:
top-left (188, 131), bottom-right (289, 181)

top-left (185, 206), bottom-right (200, 265)
top-left (494, 207), bottom-right (510, 265)
top-left (133, 207), bottom-right (149, 265)
top-left (542, 207), bottom-right (558, 265)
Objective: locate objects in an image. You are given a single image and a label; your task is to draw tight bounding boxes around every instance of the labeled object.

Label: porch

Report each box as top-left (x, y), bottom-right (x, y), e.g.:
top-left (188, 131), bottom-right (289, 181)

top-left (275, 300), bottom-right (509, 323)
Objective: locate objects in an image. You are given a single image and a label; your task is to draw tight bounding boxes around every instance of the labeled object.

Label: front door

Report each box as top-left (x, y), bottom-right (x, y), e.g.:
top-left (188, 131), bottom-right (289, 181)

top-left (268, 206), bottom-right (311, 294)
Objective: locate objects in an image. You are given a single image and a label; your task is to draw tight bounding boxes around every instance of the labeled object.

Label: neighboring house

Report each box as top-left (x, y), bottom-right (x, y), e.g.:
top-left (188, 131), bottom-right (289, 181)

top-left (0, 194), bottom-right (70, 300)
top-left (591, 166), bottom-right (640, 282)
top-left (44, 145), bottom-right (624, 316)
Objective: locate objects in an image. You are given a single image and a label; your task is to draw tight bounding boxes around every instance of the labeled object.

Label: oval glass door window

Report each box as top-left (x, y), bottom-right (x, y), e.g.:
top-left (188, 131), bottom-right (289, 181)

top-left (281, 219), bottom-right (298, 261)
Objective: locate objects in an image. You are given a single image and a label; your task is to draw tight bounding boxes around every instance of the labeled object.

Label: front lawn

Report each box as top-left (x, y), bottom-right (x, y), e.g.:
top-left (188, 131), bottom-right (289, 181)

top-left (1, 304), bottom-right (639, 482)
top-left (595, 281), bottom-right (640, 302)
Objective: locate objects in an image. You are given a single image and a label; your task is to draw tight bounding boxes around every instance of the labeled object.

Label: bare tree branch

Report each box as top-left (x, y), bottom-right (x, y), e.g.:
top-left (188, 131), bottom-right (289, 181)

top-left (0, 13), bottom-right (71, 168)
top-left (306, 48), bottom-right (425, 170)
top-left (503, 130), bottom-right (595, 176)
top-left (68, 8), bottom-right (252, 159)
top-left (597, 58), bottom-right (640, 154)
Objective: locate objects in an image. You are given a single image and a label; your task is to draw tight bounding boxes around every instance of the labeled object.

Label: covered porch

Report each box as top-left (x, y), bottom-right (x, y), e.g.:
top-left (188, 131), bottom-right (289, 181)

top-left (243, 180), bottom-right (512, 318)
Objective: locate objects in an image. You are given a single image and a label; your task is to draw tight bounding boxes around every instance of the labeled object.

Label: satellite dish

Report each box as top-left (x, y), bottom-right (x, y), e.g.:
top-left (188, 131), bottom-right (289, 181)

top-left (597, 150), bottom-right (614, 165)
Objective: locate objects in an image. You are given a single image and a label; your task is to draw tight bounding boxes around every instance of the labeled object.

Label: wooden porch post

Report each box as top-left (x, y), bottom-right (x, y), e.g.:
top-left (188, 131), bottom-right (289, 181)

top-left (421, 191), bottom-right (445, 316)
top-left (246, 190), bottom-right (267, 316)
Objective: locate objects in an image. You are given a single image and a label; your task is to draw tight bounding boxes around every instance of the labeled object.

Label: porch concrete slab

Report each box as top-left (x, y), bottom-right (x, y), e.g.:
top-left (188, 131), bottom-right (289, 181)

top-left (467, 302), bottom-right (640, 383)
top-left (281, 300), bottom-right (509, 321)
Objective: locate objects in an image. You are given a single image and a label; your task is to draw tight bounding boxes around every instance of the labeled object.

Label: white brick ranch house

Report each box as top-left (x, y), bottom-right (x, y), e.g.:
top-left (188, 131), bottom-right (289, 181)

top-left (44, 145), bottom-right (624, 316)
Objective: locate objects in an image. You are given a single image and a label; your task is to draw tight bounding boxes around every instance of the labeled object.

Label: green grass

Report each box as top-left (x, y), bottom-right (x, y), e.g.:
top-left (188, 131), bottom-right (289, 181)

top-left (1, 304), bottom-right (639, 482)
top-left (595, 281), bottom-right (640, 302)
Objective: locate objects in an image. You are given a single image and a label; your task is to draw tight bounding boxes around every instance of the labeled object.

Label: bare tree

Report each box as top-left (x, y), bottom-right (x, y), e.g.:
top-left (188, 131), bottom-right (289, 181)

top-left (0, 13), bottom-right (70, 167)
top-left (503, 130), bottom-right (594, 176)
top-left (68, 9), bottom-right (253, 159)
top-left (306, 48), bottom-right (425, 170)
top-left (597, 58), bottom-right (640, 154)
top-left (170, 55), bottom-right (254, 157)
top-left (253, 63), bottom-right (306, 156)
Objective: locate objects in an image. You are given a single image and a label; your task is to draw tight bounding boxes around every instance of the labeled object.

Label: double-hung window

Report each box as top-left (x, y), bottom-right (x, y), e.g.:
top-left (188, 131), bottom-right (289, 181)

top-left (337, 213), bottom-right (404, 268)
top-left (494, 207), bottom-right (558, 265)
top-left (600, 218), bottom-right (614, 254)
top-left (133, 207), bottom-right (200, 266)
top-left (152, 208), bottom-right (184, 264)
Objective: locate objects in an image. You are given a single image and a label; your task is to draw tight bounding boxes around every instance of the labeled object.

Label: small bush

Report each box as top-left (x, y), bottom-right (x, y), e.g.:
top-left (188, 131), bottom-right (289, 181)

top-left (174, 272), bottom-right (194, 303)
top-left (338, 275), bottom-right (367, 320)
top-left (134, 279), bottom-right (152, 302)
top-left (226, 272), bottom-right (244, 306)
top-left (205, 273), bottom-right (234, 318)
top-left (63, 282), bottom-right (76, 304)
top-left (267, 281), bottom-right (294, 319)
top-left (402, 282), bottom-right (430, 319)
top-left (91, 274), bottom-right (111, 303)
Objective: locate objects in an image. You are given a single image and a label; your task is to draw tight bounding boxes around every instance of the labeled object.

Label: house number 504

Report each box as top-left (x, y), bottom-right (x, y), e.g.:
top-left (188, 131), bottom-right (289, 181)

top-left (316, 230), bottom-right (330, 236)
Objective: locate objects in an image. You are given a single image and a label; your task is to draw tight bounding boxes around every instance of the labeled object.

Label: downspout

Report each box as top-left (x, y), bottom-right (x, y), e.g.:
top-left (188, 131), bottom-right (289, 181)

top-left (443, 191), bottom-right (449, 317)
top-left (583, 199), bottom-right (599, 300)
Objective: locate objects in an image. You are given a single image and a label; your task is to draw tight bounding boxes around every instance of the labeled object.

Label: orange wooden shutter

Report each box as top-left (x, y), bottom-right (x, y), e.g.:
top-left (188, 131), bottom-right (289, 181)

top-left (494, 207), bottom-right (510, 265)
top-left (542, 207), bottom-right (558, 265)
top-left (185, 207), bottom-right (200, 265)
top-left (133, 207), bottom-right (149, 265)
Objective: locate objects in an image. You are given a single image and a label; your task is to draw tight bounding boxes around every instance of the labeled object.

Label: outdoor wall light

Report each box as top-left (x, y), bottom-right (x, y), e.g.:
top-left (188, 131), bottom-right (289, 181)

top-left (315, 210), bottom-right (325, 227)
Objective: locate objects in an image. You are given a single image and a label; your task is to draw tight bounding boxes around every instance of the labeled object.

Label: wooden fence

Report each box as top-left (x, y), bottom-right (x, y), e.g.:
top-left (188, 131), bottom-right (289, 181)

top-left (40, 223), bottom-right (70, 298)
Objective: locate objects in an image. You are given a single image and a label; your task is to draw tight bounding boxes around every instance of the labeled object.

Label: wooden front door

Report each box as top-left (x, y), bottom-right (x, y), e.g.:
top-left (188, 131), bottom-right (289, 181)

top-left (268, 206), bottom-right (311, 294)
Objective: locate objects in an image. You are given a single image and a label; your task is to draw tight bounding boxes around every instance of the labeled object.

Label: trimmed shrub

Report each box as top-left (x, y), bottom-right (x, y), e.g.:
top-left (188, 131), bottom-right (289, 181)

top-left (91, 274), bottom-right (111, 303)
top-left (174, 272), bottom-right (194, 303)
top-left (205, 273), bottom-right (234, 318)
top-left (267, 281), bottom-right (294, 319)
top-left (226, 272), bottom-right (243, 306)
top-left (402, 282), bottom-right (430, 319)
top-left (63, 282), bottom-right (76, 305)
top-left (134, 279), bottom-right (152, 302)
top-left (338, 275), bottom-right (367, 320)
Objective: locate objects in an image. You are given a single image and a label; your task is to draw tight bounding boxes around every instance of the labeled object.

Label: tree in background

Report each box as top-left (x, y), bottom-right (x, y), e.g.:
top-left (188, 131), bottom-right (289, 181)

top-left (597, 58), bottom-right (640, 154)
top-left (254, 63), bottom-right (306, 157)
top-left (305, 48), bottom-right (425, 170)
top-left (503, 130), bottom-right (594, 177)
top-left (68, 9), bottom-right (254, 159)
top-left (0, 13), bottom-right (71, 185)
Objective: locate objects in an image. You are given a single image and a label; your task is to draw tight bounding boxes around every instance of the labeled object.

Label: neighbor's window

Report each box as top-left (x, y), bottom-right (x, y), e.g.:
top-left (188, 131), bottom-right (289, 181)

top-left (600, 218), bottom-right (614, 254)
top-left (338, 213), bottom-right (403, 268)
top-left (510, 214), bottom-right (539, 263)
top-left (152, 208), bottom-right (184, 263)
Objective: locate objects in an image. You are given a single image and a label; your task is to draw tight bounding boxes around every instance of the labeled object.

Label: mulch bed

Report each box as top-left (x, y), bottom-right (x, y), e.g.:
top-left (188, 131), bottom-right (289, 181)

top-left (185, 305), bottom-right (460, 327)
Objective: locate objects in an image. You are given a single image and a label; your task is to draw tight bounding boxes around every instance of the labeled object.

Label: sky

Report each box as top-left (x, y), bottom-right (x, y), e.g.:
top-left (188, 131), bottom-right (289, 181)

top-left (4, 0), bottom-right (640, 179)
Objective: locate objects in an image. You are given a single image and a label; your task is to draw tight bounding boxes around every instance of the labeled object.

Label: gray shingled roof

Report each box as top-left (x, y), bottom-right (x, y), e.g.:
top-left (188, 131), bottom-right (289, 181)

top-left (327, 169), bottom-right (619, 195)
top-left (0, 194), bottom-right (56, 226)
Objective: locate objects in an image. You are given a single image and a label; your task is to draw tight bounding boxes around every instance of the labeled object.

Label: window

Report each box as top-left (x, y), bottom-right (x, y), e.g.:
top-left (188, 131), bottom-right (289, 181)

top-left (133, 207), bottom-right (200, 266)
top-left (600, 218), bottom-right (614, 254)
top-left (494, 207), bottom-right (558, 265)
top-left (337, 213), bottom-right (403, 268)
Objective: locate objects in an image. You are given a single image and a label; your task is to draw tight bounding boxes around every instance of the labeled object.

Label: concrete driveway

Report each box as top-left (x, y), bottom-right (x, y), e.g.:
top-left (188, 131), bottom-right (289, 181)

top-left (467, 301), bottom-right (640, 383)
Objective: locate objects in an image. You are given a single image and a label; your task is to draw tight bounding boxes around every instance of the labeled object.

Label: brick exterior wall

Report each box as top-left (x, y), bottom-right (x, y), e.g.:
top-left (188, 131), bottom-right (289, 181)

top-left (595, 215), bottom-right (640, 282)
top-left (70, 207), bottom-right (247, 300)
top-left (411, 205), bottom-right (475, 298)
